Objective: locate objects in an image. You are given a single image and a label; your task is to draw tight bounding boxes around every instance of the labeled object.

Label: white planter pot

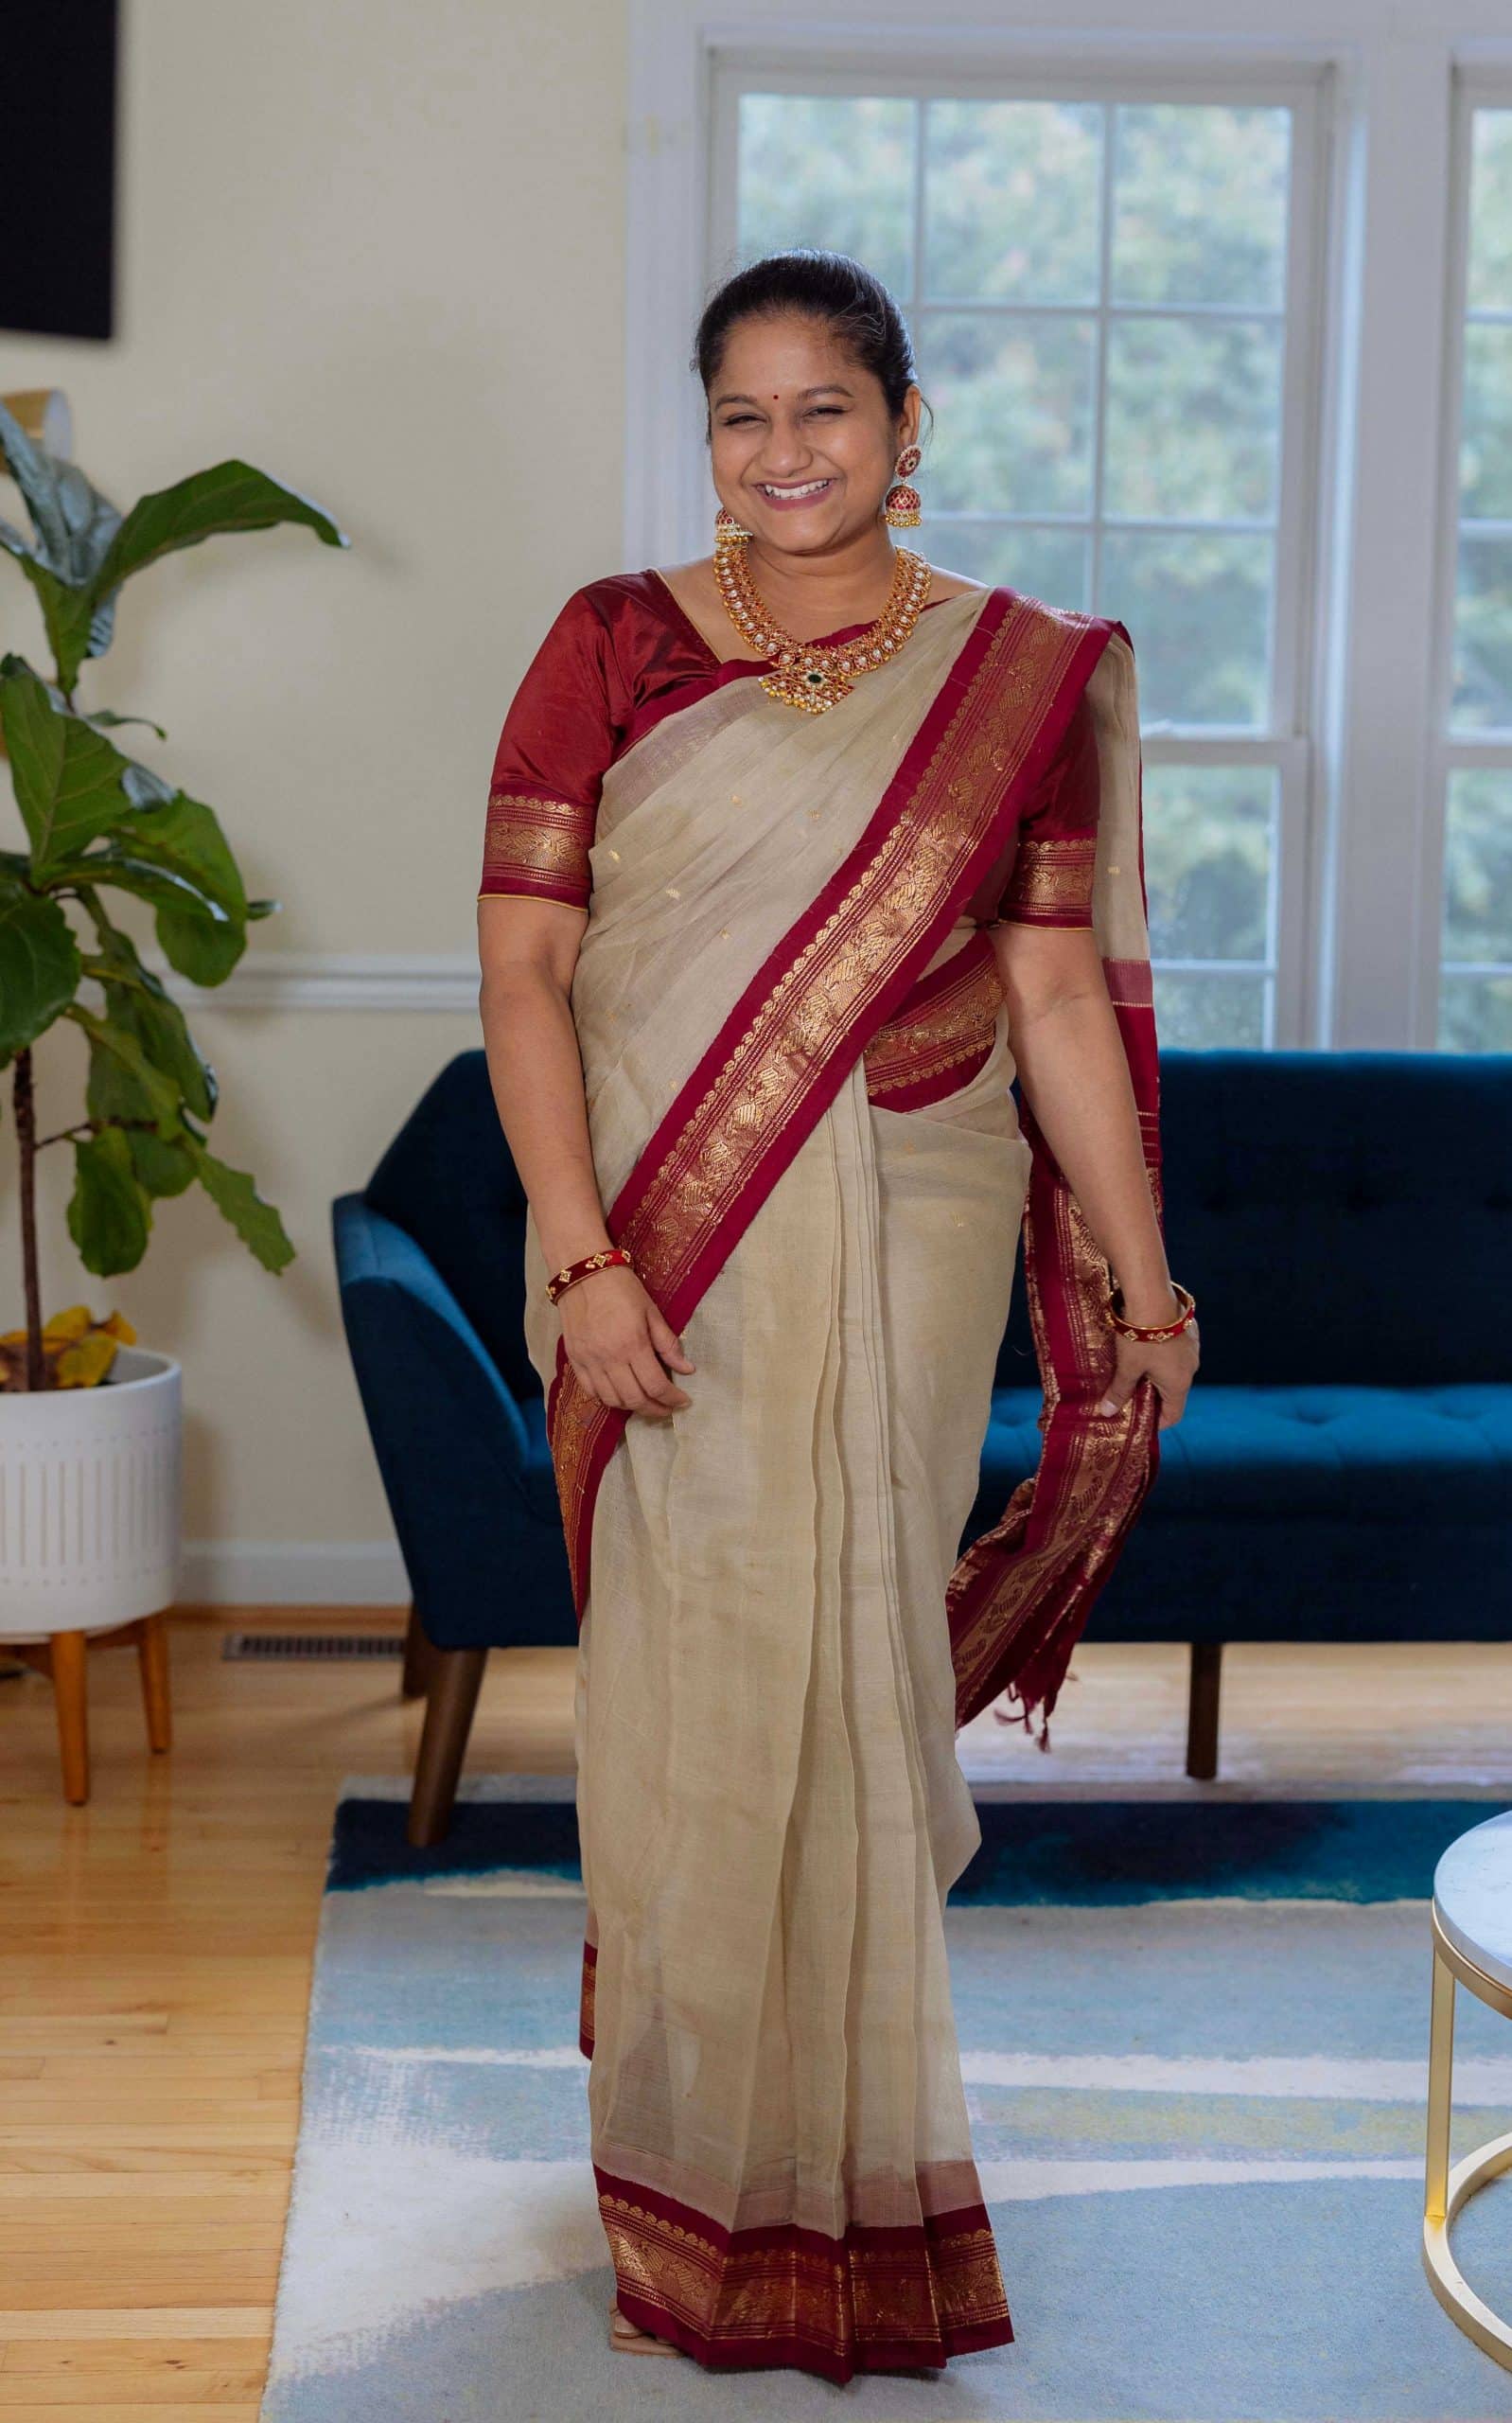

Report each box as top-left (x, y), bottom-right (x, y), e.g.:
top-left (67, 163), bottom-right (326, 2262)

top-left (0, 1347), bottom-right (182, 1640)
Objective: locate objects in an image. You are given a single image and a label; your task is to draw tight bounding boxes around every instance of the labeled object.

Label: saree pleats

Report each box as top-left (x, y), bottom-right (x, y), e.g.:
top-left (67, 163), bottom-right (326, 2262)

top-left (529, 1028), bottom-right (1028, 2376)
top-left (515, 586), bottom-right (1157, 2377)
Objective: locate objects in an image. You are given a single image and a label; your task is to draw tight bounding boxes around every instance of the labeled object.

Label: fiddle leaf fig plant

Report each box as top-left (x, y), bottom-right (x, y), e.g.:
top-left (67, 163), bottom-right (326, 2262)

top-left (0, 400), bottom-right (349, 1388)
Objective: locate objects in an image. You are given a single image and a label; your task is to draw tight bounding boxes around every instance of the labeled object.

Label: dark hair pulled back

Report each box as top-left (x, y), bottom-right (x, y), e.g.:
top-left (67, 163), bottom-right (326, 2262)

top-left (691, 249), bottom-right (932, 449)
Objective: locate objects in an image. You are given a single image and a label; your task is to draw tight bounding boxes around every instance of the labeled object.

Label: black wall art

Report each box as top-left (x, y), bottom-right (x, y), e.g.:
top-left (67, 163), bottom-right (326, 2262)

top-left (1, 0), bottom-right (119, 341)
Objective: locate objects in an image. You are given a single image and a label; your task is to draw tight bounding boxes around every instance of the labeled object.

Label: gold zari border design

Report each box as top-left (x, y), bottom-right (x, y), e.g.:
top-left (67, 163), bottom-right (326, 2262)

top-left (999, 832), bottom-right (1098, 923)
top-left (599, 2190), bottom-right (1011, 2356)
top-left (863, 950), bottom-right (1005, 1099)
top-left (481, 788), bottom-right (594, 902)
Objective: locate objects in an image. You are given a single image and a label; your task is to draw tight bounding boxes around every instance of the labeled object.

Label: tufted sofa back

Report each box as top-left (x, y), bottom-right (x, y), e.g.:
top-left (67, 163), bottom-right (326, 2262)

top-left (995, 1048), bottom-right (1512, 1389)
top-left (361, 1046), bottom-right (1510, 1405)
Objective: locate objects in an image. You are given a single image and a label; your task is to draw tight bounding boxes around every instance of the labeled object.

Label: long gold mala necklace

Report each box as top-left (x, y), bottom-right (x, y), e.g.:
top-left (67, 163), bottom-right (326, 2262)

top-left (713, 539), bottom-right (934, 715)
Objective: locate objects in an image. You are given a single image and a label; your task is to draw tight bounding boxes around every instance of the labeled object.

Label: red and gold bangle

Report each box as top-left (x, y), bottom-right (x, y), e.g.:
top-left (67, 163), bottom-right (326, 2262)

top-left (546, 1246), bottom-right (635, 1306)
top-left (1101, 1280), bottom-right (1197, 1342)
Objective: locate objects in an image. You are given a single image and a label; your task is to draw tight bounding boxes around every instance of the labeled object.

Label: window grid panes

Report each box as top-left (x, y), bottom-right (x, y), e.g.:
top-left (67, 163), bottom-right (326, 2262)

top-left (729, 81), bottom-right (1313, 1049)
top-left (1440, 103), bottom-right (1512, 1051)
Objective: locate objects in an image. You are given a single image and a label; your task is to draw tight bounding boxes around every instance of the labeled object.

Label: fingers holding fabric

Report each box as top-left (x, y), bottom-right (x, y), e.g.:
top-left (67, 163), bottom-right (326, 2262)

top-left (1094, 1322), bottom-right (1201, 1430)
top-left (559, 1267), bottom-right (695, 1420)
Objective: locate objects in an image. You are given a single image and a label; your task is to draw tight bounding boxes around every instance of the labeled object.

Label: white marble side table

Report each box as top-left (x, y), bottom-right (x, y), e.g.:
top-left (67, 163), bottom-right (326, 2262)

top-left (1424, 1809), bottom-right (1512, 2368)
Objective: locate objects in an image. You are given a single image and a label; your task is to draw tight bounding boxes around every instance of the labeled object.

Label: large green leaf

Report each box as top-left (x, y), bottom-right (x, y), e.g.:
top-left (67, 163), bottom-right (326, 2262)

top-left (0, 663), bottom-right (135, 871)
top-left (0, 527), bottom-right (96, 691)
top-left (61, 842), bottom-right (244, 974)
top-left (128, 1128), bottom-right (196, 1198)
top-left (118, 755), bottom-right (175, 807)
top-left (0, 401), bottom-right (121, 585)
top-left (55, 772), bottom-right (254, 978)
top-left (122, 791), bottom-right (247, 919)
top-left (67, 1126), bottom-right (150, 1276)
top-left (182, 1135), bottom-right (294, 1272)
top-left (0, 403), bottom-right (123, 688)
top-left (152, 900), bottom-right (248, 986)
top-left (47, 848), bottom-right (227, 919)
top-left (0, 873), bottom-right (80, 1055)
top-left (66, 1004), bottom-right (185, 1138)
top-left (81, 929), bottom-right (218, 1121)
top-left (93, 462), bottom-right (348, 600)
top-left (46, 848), bottom-right (243, 983)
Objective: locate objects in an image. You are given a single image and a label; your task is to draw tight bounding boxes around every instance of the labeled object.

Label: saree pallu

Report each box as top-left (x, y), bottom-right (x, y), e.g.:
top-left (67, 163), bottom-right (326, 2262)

top-left (519, 584), bottom-right (1161, 2379)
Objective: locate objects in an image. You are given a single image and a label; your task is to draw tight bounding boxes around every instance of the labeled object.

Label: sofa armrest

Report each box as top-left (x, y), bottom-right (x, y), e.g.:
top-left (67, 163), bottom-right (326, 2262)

top-left (332, 1193), bottom-right (545, 1618)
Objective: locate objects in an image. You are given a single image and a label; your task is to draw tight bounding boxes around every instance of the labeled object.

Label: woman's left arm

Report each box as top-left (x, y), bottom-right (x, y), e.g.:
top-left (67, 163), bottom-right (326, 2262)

top-left (987, 920), bottom-right (1200, 1430)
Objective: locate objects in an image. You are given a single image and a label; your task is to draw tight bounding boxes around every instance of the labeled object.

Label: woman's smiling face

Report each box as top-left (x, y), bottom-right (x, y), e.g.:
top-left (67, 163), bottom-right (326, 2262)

top-left (707, 312), bottom-right (920, 556)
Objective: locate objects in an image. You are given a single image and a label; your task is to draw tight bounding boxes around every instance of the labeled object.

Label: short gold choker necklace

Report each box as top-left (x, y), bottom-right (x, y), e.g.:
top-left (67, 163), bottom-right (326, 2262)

top-left (713, 542), bottom-right (934, 714)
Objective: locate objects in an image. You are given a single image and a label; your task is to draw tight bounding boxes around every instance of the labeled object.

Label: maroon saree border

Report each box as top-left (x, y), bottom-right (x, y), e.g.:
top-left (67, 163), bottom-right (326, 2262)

top-left (547, 587), bottom-right (1116, 1620)
top-left (947, 722), bottom-right (1165, 1740)
top-left (594, 2160), bottom-right (1013, 2382)
top-left (577, 1934), bottom-right (596, 2060)
top-left (862, 923), bottom-right (1004, 1111)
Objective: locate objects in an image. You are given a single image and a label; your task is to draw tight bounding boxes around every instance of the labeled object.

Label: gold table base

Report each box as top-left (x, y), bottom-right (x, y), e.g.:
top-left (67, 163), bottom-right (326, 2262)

top-left (1423, 1903), bottom-right (1512, 2370)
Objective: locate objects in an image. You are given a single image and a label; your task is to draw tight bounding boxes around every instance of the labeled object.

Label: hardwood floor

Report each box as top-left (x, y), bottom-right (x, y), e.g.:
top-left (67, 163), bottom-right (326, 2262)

top-left (0, 1609), bottom-right (1508, 2417)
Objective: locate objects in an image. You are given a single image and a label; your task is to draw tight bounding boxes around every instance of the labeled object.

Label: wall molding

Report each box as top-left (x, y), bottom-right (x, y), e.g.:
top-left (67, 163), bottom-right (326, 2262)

top-left (149, 952), bottom-right (481, 1014)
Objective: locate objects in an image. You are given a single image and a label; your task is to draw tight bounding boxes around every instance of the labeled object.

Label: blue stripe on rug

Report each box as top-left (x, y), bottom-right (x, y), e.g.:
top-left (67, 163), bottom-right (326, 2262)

top-left (327, 1794), bottom-right (1498, 1902)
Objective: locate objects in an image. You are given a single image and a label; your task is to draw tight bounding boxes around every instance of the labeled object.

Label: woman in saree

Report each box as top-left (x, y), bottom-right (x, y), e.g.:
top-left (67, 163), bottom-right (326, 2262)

top-left (476, 251), bottom-right (1200, 2382)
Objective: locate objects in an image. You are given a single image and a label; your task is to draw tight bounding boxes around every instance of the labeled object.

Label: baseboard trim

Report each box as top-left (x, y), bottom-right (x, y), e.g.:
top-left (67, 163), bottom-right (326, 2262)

top-left (178, 1538), bottom-right (410, 1604)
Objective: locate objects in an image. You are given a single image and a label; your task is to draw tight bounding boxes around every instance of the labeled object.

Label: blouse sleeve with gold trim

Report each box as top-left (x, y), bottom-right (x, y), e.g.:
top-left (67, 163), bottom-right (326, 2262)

top-left (478, 590), bottom-right (618, 911)
top-left (995, 688), bottom-right (1100, 929)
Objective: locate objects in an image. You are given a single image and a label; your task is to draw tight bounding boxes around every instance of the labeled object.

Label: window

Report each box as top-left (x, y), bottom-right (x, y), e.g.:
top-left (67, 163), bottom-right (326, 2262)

top-left (1438, 97), bottom-right (1512, 1052)
top-left (711, 66), bottom-right (1326, 1047)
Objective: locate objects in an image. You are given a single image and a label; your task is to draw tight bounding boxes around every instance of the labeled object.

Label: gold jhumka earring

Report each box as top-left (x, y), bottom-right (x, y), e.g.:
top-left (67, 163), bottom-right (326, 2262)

top-left (883, 442), bottom-right (923, 527)
top-left (713, 505), bottom-right (753, 551)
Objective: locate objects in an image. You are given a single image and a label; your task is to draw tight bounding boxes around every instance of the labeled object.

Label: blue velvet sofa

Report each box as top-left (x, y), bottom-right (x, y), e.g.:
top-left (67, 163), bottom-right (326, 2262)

top-left (334, 1048), bottom-right (1512, 1842)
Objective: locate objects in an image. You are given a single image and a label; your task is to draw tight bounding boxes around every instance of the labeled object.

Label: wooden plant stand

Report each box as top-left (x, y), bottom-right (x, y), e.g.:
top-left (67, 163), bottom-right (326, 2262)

top-left (6, 1612), bottom-right (172, 1805)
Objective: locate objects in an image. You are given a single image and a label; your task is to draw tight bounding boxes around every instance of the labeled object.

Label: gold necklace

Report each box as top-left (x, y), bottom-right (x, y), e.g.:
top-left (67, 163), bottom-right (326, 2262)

top-left (713, 541), bottom-right (934, 714)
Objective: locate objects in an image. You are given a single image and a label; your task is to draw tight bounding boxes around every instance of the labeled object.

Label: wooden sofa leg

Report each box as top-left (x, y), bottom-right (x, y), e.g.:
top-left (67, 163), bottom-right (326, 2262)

top-left (400, 1601), bottom-right (436, 1701)
top-left (408, 1647), bottom-right (487, 1848)
top-left (1186, 1641), bottom-right (1222, 1781)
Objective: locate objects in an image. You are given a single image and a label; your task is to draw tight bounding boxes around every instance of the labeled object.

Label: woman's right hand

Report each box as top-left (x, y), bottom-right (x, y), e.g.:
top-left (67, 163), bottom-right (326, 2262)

top-left (559, 1266), bottom-right (695, 1420)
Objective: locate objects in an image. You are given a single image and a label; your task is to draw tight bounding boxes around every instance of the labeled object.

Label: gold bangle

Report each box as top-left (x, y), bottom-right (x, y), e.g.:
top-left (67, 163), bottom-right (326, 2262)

top-left (1102, 1281), bottom-right (1196, 1341)
top-left (546, 1246), bottom-right (635, 1306)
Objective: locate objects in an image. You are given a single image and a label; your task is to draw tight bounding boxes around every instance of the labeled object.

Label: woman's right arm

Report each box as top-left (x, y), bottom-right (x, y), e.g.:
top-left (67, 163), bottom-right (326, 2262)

top-left (477, 894), bottom-right (694, 1422)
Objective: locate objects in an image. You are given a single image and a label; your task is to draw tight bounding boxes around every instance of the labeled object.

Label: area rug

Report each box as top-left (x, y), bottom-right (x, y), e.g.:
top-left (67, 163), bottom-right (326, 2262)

top-left (259, 1780), bottom-right (1512, 2421)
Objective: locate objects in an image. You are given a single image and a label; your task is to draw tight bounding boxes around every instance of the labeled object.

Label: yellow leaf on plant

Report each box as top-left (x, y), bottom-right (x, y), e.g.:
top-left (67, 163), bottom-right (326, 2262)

top-left (56, 1334), bottom-right (118, 1388)
top-left (100, 1311), bottom-right (137, 1343)
top-left (44, 1305), bottom-right (94, 1341)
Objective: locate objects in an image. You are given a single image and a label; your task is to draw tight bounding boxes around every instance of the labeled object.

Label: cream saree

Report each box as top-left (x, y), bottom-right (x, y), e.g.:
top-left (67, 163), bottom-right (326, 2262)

top-left (519, 584), bottom-right (1162, 2379)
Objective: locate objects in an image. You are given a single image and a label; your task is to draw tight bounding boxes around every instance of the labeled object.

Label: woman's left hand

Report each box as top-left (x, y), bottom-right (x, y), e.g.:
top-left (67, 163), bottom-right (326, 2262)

top-left (1096, 1319), bottom-right (1200, 1431)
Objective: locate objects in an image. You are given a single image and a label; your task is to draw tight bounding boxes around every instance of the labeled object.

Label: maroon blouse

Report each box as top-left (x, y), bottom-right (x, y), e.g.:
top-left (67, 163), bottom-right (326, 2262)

top-left (479, 572), bottom-right (1099, 927)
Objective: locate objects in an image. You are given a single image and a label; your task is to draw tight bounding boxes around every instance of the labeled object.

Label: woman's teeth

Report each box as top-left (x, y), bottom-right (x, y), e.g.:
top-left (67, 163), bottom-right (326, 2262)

top-left (758, 479), bottom-right (832, 501)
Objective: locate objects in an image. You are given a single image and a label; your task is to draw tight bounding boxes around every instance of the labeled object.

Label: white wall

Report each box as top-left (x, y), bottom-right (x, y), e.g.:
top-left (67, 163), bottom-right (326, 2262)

top-left (0, 0), bottom-right (629, 1598)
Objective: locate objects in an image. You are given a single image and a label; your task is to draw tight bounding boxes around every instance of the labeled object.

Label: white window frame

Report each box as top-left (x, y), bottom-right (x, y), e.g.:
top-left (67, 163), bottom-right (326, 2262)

top-left (624, 6), bottom-right (1512, 1052)
top-left (1427, 67), bottom-right (1512, 1043)
top-left (702, 56), bottom-right (1327, 1050)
